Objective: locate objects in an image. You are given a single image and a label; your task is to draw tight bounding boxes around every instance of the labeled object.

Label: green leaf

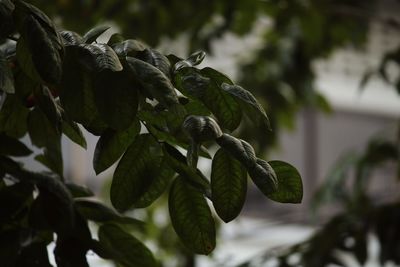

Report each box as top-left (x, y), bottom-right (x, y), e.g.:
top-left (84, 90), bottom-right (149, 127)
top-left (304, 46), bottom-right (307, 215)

top-left (93, 119), bottom-right (141, 175)
top-left (15, 242), bottom-right (52, 267)
top-left (98, 224), bottom-right (157, 267)
top-left (221, 83), bottom-right (270, 130)
top-left (0, 51), bottom-right (15, 93)
top-left (0, 181), bottom-right (33, 224)
top-left (111, 39), bottom-right (147, 57)
top-left (60, 46), bottom-right (107, 129)
top-left (110, 134), bottom-right (161, 212)
top-left (174, 51), bottom-right (206, 71)
top-left (267, 161), bottom-right (303, 203)
top-left (0, 133), bottom-right (32, 157)
top-left (216, 133), bottom-right (257, 170)
top-left (169, 177), bottom-right (216, 255)
top-left (0, 0), bottom-right (14, 40)
top-left (60, 30), bottom-right (83, 45)
top-left (211, 149), bottom-right (247, 223)
top-left (126, 56), bottom-right (179, 106)
top-left (28, 171), bottom-right (74, 234)
top-left (133, 159), bottom-right (175, 208)
top-left (61, 115), bottom-right (87, 149)
top-left (107, 33), bottom-right (124, 46)
top-left (83, 25), bottom-right (110, 43)
top-left (65, 183), bottom-right (94, 198)
top-left (162, 143), bottom-right (210, 190)
top-left (0, 94), bottom-right (29, 138)
top-left (137, 48), bottom-right (171, 78)
top-left (93, 68), bottom-right (139, 130)
top-left (179, 67), bottom-right (241, 131)
top-left (71, 43), bottom-right (123, 72)
top-left (182, 115), bottom-right (223, 142)
top-left (15, 1), bottom-right (64, 84)
top-left (75, 199), bottom-right (145, 227)
top-left (248, 159), bottom-right (278, 196)
top-left (33, 85), bottom-right (62, 129)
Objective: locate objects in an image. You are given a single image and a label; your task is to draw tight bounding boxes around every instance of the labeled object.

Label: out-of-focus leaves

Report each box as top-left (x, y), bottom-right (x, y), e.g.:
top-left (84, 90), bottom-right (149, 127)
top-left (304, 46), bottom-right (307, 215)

top-left (98, 224), bottom-right (157, 267)
top-left (0, 94), bottom-right (29, 138)
top-left (75, 199), bottom-right (145, 227)
top-left (15, 242), bottom-right (53, 267)
top-left (0, 133), bottom-right (32, 157)
top-left (0, 0), bottom-right (14, 40)
top-left (65, 183), bottom-right (94, 198)
top-left (211, 149), bottom-right (247, 222)
top-left (169, 177), bottom-right (216, 255)
top-left (0, 51), bottom-right (15, 93)
top-left (0, 182), bottom-right (33, 224)
top-left (93, 119), bottom-right (141, 174)
top-left (61, 113), bottom-right (87, 149)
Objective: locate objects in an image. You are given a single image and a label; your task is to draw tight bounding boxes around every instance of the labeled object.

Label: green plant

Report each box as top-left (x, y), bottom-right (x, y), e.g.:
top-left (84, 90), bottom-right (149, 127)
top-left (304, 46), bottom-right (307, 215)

top-left (0, 1), bottom-right (303, 266)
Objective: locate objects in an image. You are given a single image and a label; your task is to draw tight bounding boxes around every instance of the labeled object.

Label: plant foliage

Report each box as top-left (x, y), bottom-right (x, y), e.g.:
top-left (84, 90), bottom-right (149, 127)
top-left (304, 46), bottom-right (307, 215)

top-left (0, 1), bottom-right (303, 266)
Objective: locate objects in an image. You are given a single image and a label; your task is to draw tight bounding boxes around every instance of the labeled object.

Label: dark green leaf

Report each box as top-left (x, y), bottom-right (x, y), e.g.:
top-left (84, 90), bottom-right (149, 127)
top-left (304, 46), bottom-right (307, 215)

top-left (33, 85), bottom-right (62, 129)
top-left (248, 159), bottom-right (278, 196)
top-left (137, 48), bottom-right (171, 78)
top-left (174, 51), bottom-right (206, 71)
top-left (0, 133), bottom-right (32, 157)
top-left (98, 224), bottom-right (157, 267)
top-left (15, 35), bottom-right (41, 82)
top-left (83, 25), bottom-right (110, 43)
top-left (93, 68), bottom-right (139, 130)
top-left (65, 183), bottom-right (94, 198)
top-left (111, 39), bottom-right (147, 57)
top-left (61, 115), bottom-right (87, 149)
top-left (0, 229), bottom-right (22, 266)
top-left (216, 133), bottom-right (257, 169)
top-left (0, 94), bottom-right (29, 138)
top-left (107, 33), bottom-right (124, 46)
top-left (182, 115), bottom-right (223, 142)
top-left (110, 134), bottom-right (161, 212)
top-left (267, 161), bottom-right (303, 203)
top-left (75, 199), bottom-right (145, 227)
top-left (60, 30), bottom-right (83, 45)
top-left (75, 43), bottom-right (123, 72)
top-left (0, 181), bottom-right (33, 223)
top-left (162, 143), bottom-right (210, 190)
top-left (133, 159), bottom-right (175, 208)
top-left (0, 51), bottom-right (14, 93)
top-left (93, 119), bottom-right (141, 174)
top-left (35, 148), bottom-right (63, 176)
top-left (60, 47), bottom-right (107, 129)
top-left (0, 0), bottom-right (14, 40)
top-left (211, 149), bottom-right (247, 222)
top-left (221, 83), bottom-right (270, 129)
top-left (15, 242), bottom-right (53, 267)
top-left (15, 1), bottom-right (64, 84)
top-left (169, 177), bottom-right (216, 255)
top-left (126, 56), bottom-right (179, 106)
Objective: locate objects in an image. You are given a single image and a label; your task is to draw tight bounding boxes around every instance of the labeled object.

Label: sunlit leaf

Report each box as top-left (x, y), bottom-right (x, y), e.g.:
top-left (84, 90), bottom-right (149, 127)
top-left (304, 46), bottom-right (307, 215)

top-left (83, 25), bottom-right (110, 44)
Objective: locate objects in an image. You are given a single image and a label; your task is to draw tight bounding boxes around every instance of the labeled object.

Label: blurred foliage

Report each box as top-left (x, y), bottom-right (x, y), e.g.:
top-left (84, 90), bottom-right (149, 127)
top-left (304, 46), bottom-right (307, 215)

top-left (236, 130), bottom-right (400, 266)
top-left (25, 0), bottom-right (379, 152)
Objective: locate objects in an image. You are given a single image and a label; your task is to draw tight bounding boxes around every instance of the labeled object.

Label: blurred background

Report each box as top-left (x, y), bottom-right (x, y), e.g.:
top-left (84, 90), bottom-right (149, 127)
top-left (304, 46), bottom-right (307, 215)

top-left (20, 0), bottom-right (400, 266)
